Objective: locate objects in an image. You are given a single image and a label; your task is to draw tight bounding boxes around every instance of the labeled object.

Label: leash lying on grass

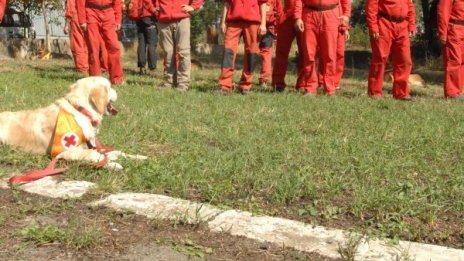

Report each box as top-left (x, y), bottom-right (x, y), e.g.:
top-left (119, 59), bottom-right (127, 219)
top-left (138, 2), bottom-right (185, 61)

top-left (9, 138), bottom-right (113, 184)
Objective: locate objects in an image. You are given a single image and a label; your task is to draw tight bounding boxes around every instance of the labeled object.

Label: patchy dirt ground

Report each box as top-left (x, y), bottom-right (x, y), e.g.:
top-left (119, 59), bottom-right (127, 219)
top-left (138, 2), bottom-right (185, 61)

top-left (0, 189), bottom-right (339, 261)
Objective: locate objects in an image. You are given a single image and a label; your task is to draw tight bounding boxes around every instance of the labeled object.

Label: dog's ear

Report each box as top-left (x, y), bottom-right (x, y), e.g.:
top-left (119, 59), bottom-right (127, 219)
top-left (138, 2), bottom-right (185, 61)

top-left (89, 86), bottom-right (109, 115)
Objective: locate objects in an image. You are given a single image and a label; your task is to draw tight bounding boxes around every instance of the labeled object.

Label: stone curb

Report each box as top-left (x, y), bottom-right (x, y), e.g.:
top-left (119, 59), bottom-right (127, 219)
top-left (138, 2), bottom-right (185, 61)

top-left (2, 176), bottom-right (464, 261)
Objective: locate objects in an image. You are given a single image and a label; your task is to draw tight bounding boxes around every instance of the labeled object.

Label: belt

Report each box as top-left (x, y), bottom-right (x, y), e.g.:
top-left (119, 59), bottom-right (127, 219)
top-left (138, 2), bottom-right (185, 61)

top-left (304, 4), bottom-right (337, 11)
top-left (85, 3), bottom-right (112, 10)
top-left (379, 12), bottom-right (405, 23)
top-left (450, 19), bottom-right (464, 25)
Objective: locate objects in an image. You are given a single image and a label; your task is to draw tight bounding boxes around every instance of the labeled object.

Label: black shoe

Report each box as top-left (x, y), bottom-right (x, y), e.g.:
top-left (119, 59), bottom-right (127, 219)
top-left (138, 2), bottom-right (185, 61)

top-left (138, 67), bottom-right (146, 75)
top-left (274, 85), bottom-right (285, 92)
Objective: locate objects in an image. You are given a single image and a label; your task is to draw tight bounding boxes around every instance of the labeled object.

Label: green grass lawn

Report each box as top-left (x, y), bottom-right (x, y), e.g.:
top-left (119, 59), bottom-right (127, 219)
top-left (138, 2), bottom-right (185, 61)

top-left (0, 58), bottom-right (463, 248)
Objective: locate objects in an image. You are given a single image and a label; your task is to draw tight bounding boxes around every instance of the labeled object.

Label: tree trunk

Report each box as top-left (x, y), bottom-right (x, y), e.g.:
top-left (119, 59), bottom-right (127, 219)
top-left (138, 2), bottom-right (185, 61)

top-left (42, 0), bottom-right (50, 51)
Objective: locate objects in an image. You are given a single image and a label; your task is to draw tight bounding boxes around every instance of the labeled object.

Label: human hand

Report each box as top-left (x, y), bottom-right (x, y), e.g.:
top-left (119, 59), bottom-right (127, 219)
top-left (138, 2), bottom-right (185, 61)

top-left (220, 22), bottom-right (227, 34)
top-left (115, 24), bottom-right (121, 31)
top-left (371, 32), bottom-right (379, 40)
top-left (295, 19), bottom-right (304, 32)
top-left (440, 39), bottom-right (447, 46)
top-left (63, 23), bottom-right (69, 35)
top-left (338, 15), bottom-right (349, 26)
top-left (259, 24), bottom-right (267, 36)
top-left (181, 5), bottom-right (194, 13)
top-left (345, 30), bottom-right (350, 41)
top-left (80, 23), bottom-right (88, 31)
top-left (409, 31), bottom-right (416, 37)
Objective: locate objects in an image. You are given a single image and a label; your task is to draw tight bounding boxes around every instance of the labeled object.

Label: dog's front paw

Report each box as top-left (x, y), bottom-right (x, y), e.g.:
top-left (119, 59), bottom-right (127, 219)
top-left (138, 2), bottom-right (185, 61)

top-left (106, 162), bottom-right (123, 170)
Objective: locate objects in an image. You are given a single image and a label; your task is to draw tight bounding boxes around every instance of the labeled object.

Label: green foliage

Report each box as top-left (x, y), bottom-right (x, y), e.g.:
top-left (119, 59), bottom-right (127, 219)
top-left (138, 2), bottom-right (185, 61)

top-left (347, 25), bottom-right (370, 49)
top-left (190, 0), bottom-right (221, 47)
top-left (172, 239), bottom-right (214, 259)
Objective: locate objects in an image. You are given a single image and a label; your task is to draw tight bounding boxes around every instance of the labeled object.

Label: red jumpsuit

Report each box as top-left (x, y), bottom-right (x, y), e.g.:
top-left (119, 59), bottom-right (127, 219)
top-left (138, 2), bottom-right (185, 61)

top-left (0, 0), bottom-right (6, 24)
top-left (318, 25), bottom-right (350, 89)
top-left (66, 0), bottom-right (108, 73)
top-left (272, 0), bottom-right (304, 91)
top-left (295, 0), bottom-right (351, 95)
top-left (438, 0), bottom-right (464, 98)
top-left (259, 0), bottom-right (283, 85)
top-left (218, 0), bottom-right (268, 93)
top-left (365, 0), bottom-right (415, 99)
top-left (77, 0), bottom-right (123, 84)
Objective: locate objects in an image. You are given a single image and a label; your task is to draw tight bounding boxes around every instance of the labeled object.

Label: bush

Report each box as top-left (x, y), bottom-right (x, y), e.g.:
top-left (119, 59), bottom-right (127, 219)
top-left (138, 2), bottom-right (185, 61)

top-left (348, 25), bottom-right (370, 50)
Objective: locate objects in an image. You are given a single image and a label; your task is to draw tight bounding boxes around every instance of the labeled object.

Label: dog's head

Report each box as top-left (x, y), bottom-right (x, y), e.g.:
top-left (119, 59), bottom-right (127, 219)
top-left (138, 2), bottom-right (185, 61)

top-left (65, 76), bottom-right (118, 119)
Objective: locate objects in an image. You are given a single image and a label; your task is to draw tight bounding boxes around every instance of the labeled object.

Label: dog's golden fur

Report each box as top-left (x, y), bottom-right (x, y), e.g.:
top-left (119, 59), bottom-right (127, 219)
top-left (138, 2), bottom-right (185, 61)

top-left (0, 76), bottom-right (145, 170)
top-left (385, 70), bottom-right (426, 88)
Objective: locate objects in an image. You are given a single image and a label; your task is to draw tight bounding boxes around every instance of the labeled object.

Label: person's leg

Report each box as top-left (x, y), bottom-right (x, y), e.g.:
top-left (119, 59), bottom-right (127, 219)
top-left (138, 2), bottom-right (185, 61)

top-left (159, 22), bottom-right (176, 87)
top-left (259, 32), bottom-right (273, 86)
top-left (101, 20), bottom-right (124, 84)
top-left (136, 20), bottom-right (147, 72)
top-left (218, 23), bottom-right (242, 92)
top-left (70, 20), bottom-right (89, 73)
top-left (239, 23), bottom-right (260, 92)
top-left (390, 24), bottom-right (412, 99)
top-left (299, 12), bottom-right (319, 94)
top-left (175, 18), bottom-right (191, 90)
top-left (146, 18), bottom-right (158, 70)
top-left (86, 23), bottom-right (102, 76)
top-left (334, 30), bottom-right (346, 89)
top-left (272, 18), bottom-right (295, 90)
top-left (367, 18), bottom-right (392, 97)
top-left (443, 24), bottom-right (464, 97)
top-left (319, 12), bottom-right (339, 95)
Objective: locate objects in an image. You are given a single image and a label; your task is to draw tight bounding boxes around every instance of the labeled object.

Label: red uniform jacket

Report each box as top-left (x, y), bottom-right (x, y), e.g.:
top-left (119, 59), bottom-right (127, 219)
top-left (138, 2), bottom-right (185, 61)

top-left (294, 0), bottom-right (351, 19)
top-left (365, 0), bottom-right (416, 33)
top-left (265, 0), bottom-right (283, 26)
top-left (281, 0), bottom-right (297, 22)
top-left (77, 0), bottom-right (122, 25)
top-left (65, 0), bottom-right (79, 22)
top-left (437, 0), bottom-right (464, 40)
top-left (0, 0), bottom-right (6, 24)
top-left (224, 0), bottom-right (268, 24)
top-left (155, 0), bottom-right (204, 23)
top-left (142, 0), bottom-right (156, 17)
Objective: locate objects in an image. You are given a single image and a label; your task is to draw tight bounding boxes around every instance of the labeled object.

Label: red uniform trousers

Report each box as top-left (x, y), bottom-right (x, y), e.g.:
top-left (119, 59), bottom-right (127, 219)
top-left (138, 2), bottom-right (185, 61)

top-left (70, 20), bottom-right (108, 73)
top-left (85, 8), bottom-right (123, 84)
top-left (259, 31), bottom-right (274, 84)
top-left (299, 9), bottom-right (339, 94)
top-left (318, 29), bottom-right (346, 88)
top-left (367, 18), bottom-right (411, 99)
top-left (271, 17), bottom-right (304, 89)
top-left (219, 22), bottom-right (260, 92)
top-left (443, 23), bottom-right (464, 97)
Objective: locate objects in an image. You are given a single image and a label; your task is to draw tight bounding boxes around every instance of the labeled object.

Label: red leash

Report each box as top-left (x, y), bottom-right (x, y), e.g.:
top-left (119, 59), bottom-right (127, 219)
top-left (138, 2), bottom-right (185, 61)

top-left (8, 138), bottom-right (113, 184)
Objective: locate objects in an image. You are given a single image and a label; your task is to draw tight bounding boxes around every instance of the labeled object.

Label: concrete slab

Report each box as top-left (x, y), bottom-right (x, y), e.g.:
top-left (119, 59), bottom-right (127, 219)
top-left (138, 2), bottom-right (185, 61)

top-left (18, 176), bottom-right (95, 198)
top-left (91, 193), bottom-right (222, 224)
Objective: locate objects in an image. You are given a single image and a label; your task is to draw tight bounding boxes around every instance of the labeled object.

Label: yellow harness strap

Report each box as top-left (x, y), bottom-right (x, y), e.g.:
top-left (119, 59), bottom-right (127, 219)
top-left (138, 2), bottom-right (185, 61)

top-left (51, 109), bottom-right (86, 158)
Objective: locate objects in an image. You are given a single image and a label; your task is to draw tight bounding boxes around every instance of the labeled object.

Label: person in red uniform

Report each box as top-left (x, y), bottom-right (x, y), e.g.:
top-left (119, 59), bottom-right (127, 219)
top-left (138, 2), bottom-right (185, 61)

top-left (271, 0), bottom-right (304, 92)
top-left (218, 0), bottom-right (268, 95)
top-left (438, 0), bottom-right (464, 99)
top-left (155, 0), bottom-right (204, 91)
top-left (318, 24), bottom-right (350, 90)
top-left (258, 0), bottom-right (283, 87)
top-left (0, 0), bottom-right (6, 24)
top-left (294, 0), bottom-right (351, 95)
top-left (64, 0), bottom-right (108, 74)
top-left (365, 0), bottom-right (416, 100)
top-left (77, 0), bottom-right (123, 84)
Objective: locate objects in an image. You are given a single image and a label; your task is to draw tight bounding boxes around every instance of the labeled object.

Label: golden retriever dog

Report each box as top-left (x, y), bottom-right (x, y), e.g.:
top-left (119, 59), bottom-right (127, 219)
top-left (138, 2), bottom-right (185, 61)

top-left (385, 70), bottom-right (426, 88)
top-left (0, 76), bottom-right (146, 170)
